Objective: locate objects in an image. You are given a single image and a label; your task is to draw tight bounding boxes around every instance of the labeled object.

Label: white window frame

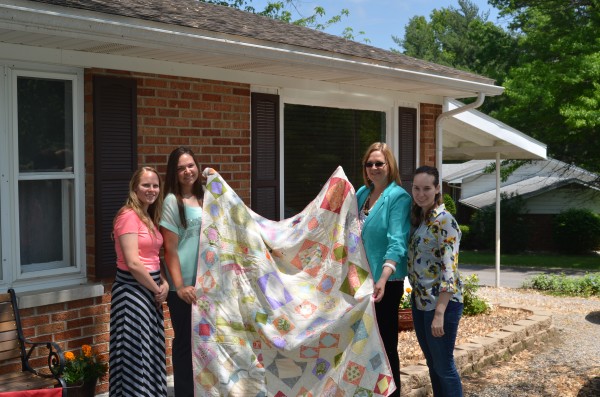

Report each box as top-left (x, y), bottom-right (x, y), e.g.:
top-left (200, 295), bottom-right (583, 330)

top-left (0, 63), bottom-right (86, 291)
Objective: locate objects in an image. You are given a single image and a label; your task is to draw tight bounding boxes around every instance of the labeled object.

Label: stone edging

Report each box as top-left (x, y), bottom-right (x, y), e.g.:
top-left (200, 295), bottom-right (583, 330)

top-left (399, 305), bottom-right (555, 397)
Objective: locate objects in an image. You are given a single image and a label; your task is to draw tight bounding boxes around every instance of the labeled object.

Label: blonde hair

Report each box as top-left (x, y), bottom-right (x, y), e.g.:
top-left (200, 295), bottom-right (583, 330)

top-left (114, 166), bottom-right (164, 236)
top-left (361, 142), bottom-right (402, 187)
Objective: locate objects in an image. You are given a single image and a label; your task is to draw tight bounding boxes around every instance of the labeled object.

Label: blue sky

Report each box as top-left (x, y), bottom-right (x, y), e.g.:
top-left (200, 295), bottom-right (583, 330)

top-left (250, 0), bottom-right (502, 51)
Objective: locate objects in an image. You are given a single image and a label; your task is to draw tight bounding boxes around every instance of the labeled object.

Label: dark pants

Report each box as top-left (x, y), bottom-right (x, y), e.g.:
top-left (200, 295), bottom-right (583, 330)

top-left (412, 300), bottom-right (464, 397)
top-left (375, 280), bottom-right (403, 397)
top-left (167, 291), bottom-right (194, 397)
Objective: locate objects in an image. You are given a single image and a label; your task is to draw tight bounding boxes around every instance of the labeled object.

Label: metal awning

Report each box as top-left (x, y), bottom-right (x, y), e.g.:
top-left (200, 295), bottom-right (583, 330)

top-left (443, 99), bottom-right (547, 161)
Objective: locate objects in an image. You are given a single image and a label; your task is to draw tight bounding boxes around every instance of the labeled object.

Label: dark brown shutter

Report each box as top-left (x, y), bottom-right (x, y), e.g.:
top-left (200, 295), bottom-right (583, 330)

top-left (399, 107), bottom-right (417, 192)
top-left (93, 76), bottom-right (137, 278)
top-left (251, 93), bottom-right (280, 220)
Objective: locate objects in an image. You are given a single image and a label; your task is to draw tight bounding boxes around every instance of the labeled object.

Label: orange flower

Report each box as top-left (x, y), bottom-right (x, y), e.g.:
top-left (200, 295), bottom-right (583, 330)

top-left (82, 344), bottom-right (92, 357)
top-left (64, 351), bottom-right (75, 361)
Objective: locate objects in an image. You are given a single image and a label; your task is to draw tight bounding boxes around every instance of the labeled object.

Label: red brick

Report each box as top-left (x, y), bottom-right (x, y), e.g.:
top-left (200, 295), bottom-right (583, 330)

top-left (232, 88), bottom-right (250, 96)
top-left (168, 118), bottom-right (190, 127)
top-left (21, 315), bottom-right (50, 328)
top-left (138, 88), bottom-right (156, 96)
top-left (191, 120), bottom-right (211, 128)
top-left (156, 89), bottom-right (178, 98)
top-left (52, 328), bottom-right (83, 341)
top-left (67, 316), bottom-right (94, 329)
top-left (202, 93), bottom-right (222, 102)
top-left (191, 102), bottom-right (212, 110)
top-left (181, 92), bottom-right (201, 100)
top-left (170, 81), bottom-right (191, 90)
top-left (202, 129), bottom-right (221, 136)
top-left (144, 78), bottom-right (168, 88)
top-left (145, 136), bottom-right (168, 144)
top-left (143, 98), bottom-right (168, 107)
top-left (203, 111), bottom-right (222, 120)
top-left (168, 100), bottom-right (191, 109)
top-left (158, 108), bottom-right (180, 117)
top-left (168, 137), bottom-right (191, 145)
top-left (180, 110), bottom-right (202, 118)
top-left (144, 117), bottom-right (167, 126)
top-left (138, 107), bottom-right (157, 116)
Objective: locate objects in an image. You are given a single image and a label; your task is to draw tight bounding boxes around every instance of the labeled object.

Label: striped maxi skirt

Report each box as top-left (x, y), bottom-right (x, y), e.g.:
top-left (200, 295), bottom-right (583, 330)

top-left (109, 269), bottom-right (167, 397)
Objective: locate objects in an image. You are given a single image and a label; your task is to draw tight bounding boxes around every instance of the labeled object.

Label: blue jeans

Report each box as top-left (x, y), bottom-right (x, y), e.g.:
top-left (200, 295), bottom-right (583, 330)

top-left (412, 300), bottom-right (463, 397)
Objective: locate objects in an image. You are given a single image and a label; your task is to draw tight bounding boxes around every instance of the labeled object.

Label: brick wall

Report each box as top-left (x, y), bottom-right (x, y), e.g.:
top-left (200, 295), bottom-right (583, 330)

top-left (0, 69), bottom-right (252, 395)
top-left (85, 69), bottom-right (250, 393)
top-left (419, 103), bottom-right (441, 166)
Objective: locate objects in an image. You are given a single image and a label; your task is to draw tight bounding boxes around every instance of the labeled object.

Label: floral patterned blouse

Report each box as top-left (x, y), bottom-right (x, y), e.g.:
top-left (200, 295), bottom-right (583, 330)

top-left (408, 203), bottom-right (463, 311)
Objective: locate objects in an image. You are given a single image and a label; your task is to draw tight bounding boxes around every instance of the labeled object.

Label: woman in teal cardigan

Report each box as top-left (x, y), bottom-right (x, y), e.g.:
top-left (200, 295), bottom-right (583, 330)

top-left (356, 142), bottom-right (411, 397)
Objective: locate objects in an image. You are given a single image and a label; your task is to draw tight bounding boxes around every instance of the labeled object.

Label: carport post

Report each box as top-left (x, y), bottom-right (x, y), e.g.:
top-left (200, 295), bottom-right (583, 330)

top-left (495, 152), bottom-right (501, 287)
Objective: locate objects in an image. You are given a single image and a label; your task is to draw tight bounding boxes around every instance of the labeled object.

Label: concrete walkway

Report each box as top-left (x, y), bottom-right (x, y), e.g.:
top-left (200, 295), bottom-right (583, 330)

top-left (460, 264), bottom-right (592, 288)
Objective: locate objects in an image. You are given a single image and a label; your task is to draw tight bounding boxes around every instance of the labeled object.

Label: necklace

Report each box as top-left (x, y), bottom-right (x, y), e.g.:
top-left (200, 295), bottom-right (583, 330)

top-left (363, 191), bottom-right (381, 216)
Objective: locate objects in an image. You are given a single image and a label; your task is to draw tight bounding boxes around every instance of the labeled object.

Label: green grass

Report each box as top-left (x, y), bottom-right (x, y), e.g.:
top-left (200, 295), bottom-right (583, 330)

top-left (459, 250), bottom-right (600, 271)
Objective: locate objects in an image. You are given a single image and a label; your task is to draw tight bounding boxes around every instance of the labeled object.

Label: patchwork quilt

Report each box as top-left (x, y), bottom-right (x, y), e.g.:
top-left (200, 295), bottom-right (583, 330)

top-left (192, 167), bottom-right (396, 396)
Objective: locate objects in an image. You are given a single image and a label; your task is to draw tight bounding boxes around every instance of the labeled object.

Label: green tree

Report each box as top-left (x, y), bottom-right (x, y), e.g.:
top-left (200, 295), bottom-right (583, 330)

top-left (394, 1), bottom-right (517, 79)
top-left (489, 0), bottom-right (600, 172)
top-left (393, 0), bottom-right (518, 112)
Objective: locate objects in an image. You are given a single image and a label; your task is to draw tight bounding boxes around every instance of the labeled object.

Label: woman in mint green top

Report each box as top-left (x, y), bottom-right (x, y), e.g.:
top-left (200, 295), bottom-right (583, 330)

top-left (355, 142), bottom-right (411, 397)
top-left (160, 147), bottom-right (203, 397)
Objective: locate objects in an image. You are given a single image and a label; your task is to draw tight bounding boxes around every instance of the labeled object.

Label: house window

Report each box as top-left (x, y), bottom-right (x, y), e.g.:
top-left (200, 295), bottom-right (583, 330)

top-left (0, 66), bottom-right (84, 288)
top-left (283, 104), bottom-right (385, 217)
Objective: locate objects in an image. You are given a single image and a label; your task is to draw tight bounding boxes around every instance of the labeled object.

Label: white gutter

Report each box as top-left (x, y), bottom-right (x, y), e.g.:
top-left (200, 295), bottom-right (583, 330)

top-left (435, 93), bottom-right (486, 178)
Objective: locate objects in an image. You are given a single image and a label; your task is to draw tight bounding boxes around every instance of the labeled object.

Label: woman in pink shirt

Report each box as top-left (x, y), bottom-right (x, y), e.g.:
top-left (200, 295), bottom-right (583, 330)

top-left (109, 166), bottom-right (169, 397)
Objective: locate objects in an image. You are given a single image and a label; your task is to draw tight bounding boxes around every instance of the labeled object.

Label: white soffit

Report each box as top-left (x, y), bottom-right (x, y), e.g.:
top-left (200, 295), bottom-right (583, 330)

top-left (443, 99), bottom-right (547, 160)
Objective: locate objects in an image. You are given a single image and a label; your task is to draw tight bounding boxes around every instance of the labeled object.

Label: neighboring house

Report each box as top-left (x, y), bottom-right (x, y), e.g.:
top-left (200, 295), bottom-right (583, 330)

top-left (443, 158), bottom-right (600, 250)
top-left (0, 0), bottom-right (545, 393)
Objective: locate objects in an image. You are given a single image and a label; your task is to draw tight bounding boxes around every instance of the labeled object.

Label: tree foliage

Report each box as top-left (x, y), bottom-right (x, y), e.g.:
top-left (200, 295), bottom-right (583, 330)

top-left (398, 0), bottom-right (600, 173)
top-left (394, 0), bottom-right (518, 85)
top-left (199, 0), bottom-right (368, 41)
top-left (488, 0), bottom-right (600, 172)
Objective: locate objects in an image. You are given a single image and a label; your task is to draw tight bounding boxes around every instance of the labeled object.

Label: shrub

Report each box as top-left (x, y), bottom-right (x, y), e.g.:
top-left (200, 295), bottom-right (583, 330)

top-left (553, 208), bottom-right (600, 254)
top-left (469, 193), bottom-right (529, 253)
top-left (459, 225), bottom-right (473, 249)
top-left (462, 274), bottom-right (490, 316)
top-left (523, 272), bottom-right (600, 297)
top-left (443, 194), bottom-right (457, 215)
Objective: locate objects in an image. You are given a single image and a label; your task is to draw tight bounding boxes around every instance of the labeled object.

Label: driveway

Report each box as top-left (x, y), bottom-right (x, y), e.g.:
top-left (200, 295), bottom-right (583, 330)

top-left (459, 264), bottom-right (591, 288)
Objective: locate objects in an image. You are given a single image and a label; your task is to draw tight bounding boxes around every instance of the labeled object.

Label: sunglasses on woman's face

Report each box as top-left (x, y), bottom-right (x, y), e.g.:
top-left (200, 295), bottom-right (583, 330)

top-left (364, 161), bottom-right (386, 169)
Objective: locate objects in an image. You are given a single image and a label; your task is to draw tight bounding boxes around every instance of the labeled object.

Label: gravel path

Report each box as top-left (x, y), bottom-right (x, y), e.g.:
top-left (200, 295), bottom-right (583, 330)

top-left (462, 287), bottom-right (600, 397)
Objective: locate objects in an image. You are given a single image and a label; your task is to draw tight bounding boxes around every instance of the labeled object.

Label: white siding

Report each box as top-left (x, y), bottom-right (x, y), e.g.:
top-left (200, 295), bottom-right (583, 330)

top-left (524, 186), bottom-right (600, 214)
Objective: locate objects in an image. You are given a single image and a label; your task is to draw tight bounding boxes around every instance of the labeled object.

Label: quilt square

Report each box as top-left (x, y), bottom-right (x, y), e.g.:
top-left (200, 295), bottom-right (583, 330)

top-left (320, 177), bottom-right (351, 214)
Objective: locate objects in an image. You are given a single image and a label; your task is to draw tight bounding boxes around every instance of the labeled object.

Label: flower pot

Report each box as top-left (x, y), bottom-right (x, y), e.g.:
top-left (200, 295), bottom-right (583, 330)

top-left (67, 378), bottom-right (98, 397)
top-left (398, 308), bottom-right (414, 331)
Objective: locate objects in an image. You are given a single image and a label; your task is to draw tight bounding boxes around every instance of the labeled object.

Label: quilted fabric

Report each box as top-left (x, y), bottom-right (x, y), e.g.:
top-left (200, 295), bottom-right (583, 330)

top-left (192, 167), bottom-right (396, 396)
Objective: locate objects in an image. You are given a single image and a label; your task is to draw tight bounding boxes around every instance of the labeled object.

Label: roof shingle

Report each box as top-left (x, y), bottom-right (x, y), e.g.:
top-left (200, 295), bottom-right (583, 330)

top-left (30, 0), bottom-right (495, 84)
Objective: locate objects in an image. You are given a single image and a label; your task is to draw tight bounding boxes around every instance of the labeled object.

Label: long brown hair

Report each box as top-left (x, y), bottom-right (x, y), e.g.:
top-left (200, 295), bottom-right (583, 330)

top-left (360, 142), bottom-right (402, 188)
top-left (410, 165), bottom-right (443, 227)
top-left (114, 166), bottom-right (164, 236)
top-left (164, 147), bottom-right (204, 229)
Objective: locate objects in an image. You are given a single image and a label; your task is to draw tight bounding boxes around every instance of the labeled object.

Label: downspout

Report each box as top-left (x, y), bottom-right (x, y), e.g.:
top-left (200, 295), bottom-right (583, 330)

top-left (435, 92), bottom-right (486, 181)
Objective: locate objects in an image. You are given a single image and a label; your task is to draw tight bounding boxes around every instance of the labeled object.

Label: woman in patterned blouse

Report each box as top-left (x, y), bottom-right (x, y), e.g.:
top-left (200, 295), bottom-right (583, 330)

top-left (408, 165), bottom-right (464, 397)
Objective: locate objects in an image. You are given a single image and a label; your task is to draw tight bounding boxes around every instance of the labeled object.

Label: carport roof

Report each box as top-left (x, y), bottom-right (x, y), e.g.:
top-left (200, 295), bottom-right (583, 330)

top-left (443, 99), bottom-right (547, 161)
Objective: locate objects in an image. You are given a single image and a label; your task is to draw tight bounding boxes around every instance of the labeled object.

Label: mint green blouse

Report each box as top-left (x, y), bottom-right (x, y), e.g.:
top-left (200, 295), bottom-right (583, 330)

top-left (160, 193), bottom-right (203, 291)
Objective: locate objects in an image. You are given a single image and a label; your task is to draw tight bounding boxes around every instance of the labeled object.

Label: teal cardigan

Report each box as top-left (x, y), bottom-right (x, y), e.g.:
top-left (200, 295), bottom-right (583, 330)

top-left (356, 182), bottom-right (411, 282)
